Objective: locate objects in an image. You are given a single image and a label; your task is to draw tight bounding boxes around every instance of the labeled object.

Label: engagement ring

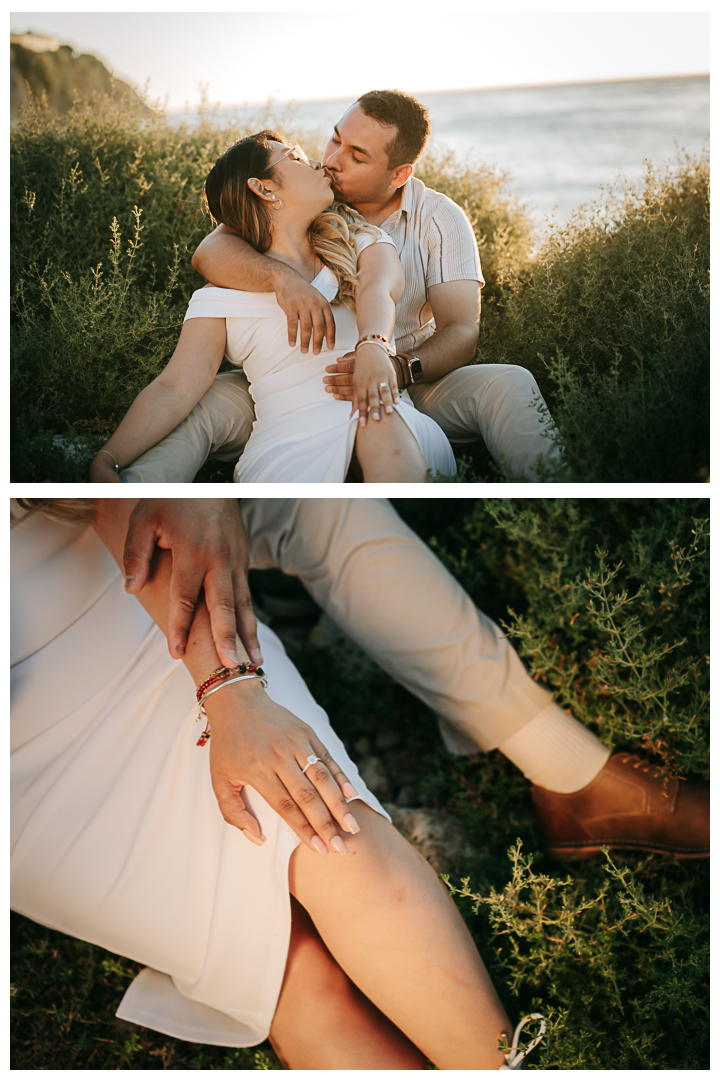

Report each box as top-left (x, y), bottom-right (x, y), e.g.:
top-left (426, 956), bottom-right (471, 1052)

top-left (302, 753), bottom-right (322, 774)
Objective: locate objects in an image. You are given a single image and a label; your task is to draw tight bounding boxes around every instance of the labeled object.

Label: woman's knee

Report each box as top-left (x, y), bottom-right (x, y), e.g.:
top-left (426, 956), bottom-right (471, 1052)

top-left (354, 414), bottom-right (428, 482)
top-left (291, 805), bottom-right (441, 914)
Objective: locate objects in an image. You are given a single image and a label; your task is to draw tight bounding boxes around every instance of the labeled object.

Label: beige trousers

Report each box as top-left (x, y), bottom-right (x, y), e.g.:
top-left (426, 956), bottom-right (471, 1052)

top-left (120, 365), bottom-right (563, 483)
top-left (241, 498), bottom-right (553, 753)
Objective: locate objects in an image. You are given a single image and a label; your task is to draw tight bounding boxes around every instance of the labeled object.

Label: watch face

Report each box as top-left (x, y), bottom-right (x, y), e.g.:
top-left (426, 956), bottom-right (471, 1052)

top-left (409, 358), bottom-right (423, 382)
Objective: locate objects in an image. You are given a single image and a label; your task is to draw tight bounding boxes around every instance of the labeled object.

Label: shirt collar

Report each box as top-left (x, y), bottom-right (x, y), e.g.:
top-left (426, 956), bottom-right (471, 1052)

top-left (399, 175), bottom-right (420, 219)
top-left (379, 175), bottom-right (420, 231)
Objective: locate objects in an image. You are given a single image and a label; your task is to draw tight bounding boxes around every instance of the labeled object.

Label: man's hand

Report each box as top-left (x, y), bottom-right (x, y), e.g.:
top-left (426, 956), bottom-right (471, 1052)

top-left (193, 225), bottom-right (336, 354)
top-left (122, 499), bottom-right (262, 668)
top-left (323, 352), bottom-right (356, 401)
top-left (274, 267), bottom-right (336, 355)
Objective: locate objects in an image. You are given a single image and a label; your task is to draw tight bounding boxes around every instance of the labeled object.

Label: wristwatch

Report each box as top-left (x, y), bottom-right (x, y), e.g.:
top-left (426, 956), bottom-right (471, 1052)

top-left (395, 351), bottom-right (424, 385)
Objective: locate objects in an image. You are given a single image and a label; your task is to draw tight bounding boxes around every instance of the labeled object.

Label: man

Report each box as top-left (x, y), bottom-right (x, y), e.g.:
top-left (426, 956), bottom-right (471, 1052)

top-left (120, 90), bottom-right (564, 483)
top-left (122, 498), bottom-right (709, 862)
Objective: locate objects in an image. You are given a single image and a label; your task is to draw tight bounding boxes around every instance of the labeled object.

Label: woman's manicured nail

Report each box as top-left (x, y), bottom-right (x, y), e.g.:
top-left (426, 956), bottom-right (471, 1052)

top-left (385, 405), bottom-right (394, 414)
top-left (225, 649), bottom-right (239, 665)
top-left (372, 411), bottom-right (380, 421)
top-left (251, 649), bottom-right (264, 664)
top-left (242, 830), bottom-right (265, 847)
top-left (342, 781), bottom-right (359, 798)
top-left (124, 576), bottom-right (135, 590)
top-left (311, 835), bottom-right (328, 856)
top-left (360, 417), bottom-right (367, 428)
top-left (342, 813), bottom-right (360, 835)
top-left (330, 835), bottom-right (349, 855)
top-left (175, 643), bottom-right (185, 656)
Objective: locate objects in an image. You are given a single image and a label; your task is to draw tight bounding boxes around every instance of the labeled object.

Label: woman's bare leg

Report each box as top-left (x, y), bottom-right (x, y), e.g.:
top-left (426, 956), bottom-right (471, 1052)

top-left (269, 897), bottom-right (426, 1070)
top-left (288, 803), bottom-right (512, 1070)
top-left (354, 412), bottom-right (431, 483)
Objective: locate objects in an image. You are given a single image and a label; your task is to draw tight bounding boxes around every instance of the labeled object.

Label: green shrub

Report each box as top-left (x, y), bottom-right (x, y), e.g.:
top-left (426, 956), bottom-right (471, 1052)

top-left (394, 497), bottom-right (709, 1068)
top-left (447, 843), bottom-right (709, 1070)
top-left (400, 497), bottom-right (709, 777)
top-left (478, 152), bottom-right (710, 481)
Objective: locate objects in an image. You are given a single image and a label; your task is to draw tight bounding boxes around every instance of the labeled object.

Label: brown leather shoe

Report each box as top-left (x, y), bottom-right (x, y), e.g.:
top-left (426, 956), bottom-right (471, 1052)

top-left (531, 753), bottom-right (709, 860)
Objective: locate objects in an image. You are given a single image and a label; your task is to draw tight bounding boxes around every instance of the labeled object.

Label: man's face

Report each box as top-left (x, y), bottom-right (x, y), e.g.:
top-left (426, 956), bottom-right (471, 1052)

top-left (322, 103), bottom-right (401, 206)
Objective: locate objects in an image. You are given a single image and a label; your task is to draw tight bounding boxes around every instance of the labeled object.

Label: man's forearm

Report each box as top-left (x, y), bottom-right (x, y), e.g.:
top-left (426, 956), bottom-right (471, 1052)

top-left (192, 229), bottom-right (281, 292)
top-left (405, 323), bottom-right (479, 385)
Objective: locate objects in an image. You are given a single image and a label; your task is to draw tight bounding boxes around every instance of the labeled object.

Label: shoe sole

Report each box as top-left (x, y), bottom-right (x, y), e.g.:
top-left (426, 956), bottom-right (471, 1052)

top-left (545, 839), bottom-right (710, 861)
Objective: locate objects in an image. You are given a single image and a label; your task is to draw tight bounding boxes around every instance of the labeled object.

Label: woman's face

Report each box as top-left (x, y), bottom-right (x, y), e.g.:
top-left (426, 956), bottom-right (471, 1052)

top-left (265, 141), bottom-right (334, 217)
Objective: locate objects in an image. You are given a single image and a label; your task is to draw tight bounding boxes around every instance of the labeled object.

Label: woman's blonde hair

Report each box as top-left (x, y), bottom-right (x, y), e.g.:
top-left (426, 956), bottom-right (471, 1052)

top-left (204, 130), bottom-right (380, 312)
top-left (11, 499), bottom-right (96, 526)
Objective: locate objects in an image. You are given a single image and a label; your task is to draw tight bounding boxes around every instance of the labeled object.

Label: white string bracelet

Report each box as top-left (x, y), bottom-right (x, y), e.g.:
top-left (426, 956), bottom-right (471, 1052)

top-left (198, 673), bottom-right (268, 720)
top-left (196, 673), bottom-right (269, 747)
top-left (499, 1014), bottom-right (546, 1070)
top-left (96, 449), bottom-right (119, 472)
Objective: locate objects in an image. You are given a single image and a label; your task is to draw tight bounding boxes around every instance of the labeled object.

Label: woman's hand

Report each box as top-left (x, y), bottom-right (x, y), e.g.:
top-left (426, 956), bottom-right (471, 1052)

top-left (352, 343), bottom-right (401, 427)
top-left (93, 499), bottom-right (358, 851)
top-left (122, 499), bottom-right (262, 668)
top-left (89, 452), bottom-right (122, 482)
top-left (206, 680), bottom-right (361, 853)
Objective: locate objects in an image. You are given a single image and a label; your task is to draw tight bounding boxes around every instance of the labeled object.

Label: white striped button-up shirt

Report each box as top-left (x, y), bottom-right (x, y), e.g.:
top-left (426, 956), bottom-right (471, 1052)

top-left (373, 175), bottom-right (484, 354)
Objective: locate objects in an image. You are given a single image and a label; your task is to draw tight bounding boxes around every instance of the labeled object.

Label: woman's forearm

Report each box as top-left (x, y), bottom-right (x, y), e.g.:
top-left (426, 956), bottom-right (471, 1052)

top-left (89, 317), bottom-right (226, 480)
top-left (354, 280), bottom-right (397, 343)
top-left (89, 378), bottom-right (200, 478)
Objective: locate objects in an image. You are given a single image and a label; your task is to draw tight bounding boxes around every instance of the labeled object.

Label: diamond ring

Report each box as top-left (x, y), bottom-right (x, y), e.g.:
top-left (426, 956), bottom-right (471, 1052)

top-left (379, 382), bottom-right (388, 389)
top-left (302, 753), bottom-right (322, 774)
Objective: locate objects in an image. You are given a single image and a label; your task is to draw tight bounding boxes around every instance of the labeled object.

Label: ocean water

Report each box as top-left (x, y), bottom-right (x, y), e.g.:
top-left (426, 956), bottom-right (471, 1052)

top-left (178, 75), bottom-right (708, 230)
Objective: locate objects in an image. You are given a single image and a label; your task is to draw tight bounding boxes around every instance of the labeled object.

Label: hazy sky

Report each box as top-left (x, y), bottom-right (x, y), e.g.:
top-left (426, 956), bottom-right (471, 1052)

top-left (10, 11), bottom-right (710, 111)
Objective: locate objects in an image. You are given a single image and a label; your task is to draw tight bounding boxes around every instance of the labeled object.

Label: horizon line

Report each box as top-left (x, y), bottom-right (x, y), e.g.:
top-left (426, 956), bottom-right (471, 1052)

top-left (165, 71), bottom-right (709, 114)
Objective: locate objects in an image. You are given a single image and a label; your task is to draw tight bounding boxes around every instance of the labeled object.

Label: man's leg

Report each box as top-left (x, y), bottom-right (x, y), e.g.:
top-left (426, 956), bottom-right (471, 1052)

top-left (243, 497), bottom-right (554, 753)
top-left (120, 371), bottom-right (255, 483)
top-left (241, 498), bottom-right (708, 859)
top-left (408, 365), bottom-right (564, 481)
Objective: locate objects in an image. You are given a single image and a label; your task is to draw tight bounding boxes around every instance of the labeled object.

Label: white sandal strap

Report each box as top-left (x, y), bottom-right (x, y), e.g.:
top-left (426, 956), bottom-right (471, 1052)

top-left (499, 1013), bottom-right (546, 1069)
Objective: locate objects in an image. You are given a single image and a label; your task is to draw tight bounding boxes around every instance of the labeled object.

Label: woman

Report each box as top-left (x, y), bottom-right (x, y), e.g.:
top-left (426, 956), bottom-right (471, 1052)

top-left (89, 132), bottom-right (455, 483)
top-left (11, 497), bottom-right (546, 1069)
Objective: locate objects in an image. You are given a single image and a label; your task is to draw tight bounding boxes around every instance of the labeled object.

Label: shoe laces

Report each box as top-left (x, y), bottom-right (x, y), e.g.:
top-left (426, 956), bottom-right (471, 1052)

top-left (619, 754), bottom-right (664, 780)
top-left (499, 1013), bottom-right (546, 1070)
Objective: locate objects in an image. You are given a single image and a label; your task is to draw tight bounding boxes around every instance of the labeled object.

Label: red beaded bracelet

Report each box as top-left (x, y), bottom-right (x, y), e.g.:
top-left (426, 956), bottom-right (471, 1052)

top-left (195, 663), bottom-right (261, 703)
top-left (355, 334), bottom-right (390, 352)
top-left (195, 670), bottom-right (268, 746)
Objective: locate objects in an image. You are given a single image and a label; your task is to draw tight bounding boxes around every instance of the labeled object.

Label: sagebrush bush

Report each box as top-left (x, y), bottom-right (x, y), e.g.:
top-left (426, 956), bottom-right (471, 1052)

top-left (414, 497), bottom-right (710, 776)
top-left (391, 497), bottom-right (710, 1068)
top-left (478, 152), bottom-right (710, 481)
top-left (10, 93), bottom-right (709, 481)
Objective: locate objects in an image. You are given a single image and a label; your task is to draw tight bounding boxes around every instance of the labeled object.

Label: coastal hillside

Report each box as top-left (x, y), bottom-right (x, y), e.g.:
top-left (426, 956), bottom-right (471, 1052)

top-left (11, 32), bottom-right (148, 119)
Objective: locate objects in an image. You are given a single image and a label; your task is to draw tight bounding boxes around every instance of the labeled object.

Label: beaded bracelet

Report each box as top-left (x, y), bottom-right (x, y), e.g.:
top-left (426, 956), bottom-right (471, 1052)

top-left (355, 334), bottom-right (390, 352)
top-left (196, 671), bottom-right (268, 746)
top-left (196, 663), bottom-right (262, 703)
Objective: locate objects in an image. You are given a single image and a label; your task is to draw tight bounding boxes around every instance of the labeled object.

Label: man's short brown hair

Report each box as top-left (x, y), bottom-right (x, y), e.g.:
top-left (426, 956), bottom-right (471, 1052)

top-left (355, 89), bottom-right (431, 169)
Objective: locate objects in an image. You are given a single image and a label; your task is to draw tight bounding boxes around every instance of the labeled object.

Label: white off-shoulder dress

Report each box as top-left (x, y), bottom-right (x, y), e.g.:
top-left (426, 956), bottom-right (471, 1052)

top-left (10, 504), bottom-right (390, 1046)
top-left (183, 230), bottom-right (456, 483)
